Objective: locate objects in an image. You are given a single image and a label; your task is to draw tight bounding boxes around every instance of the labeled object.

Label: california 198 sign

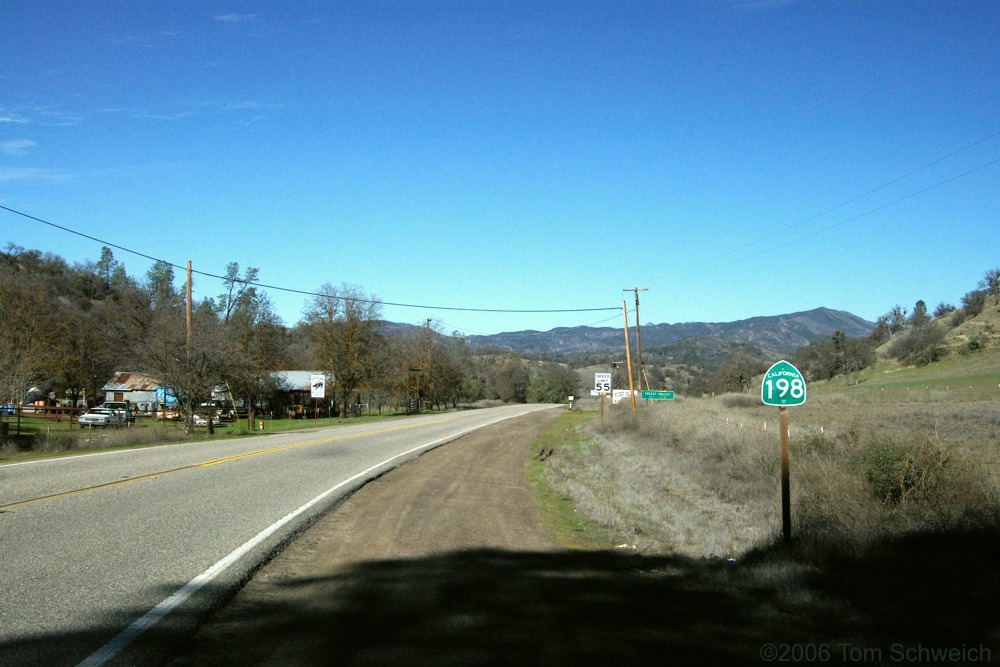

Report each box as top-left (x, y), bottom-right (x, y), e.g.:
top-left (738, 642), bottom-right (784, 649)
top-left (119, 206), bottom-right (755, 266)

top-left (760, 360), bottom-right (806, 407)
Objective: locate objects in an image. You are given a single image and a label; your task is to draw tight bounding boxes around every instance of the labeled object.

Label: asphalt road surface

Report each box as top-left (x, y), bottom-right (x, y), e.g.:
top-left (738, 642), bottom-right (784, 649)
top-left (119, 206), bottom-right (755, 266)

top-left (0, 405), bottom-right (557, 667)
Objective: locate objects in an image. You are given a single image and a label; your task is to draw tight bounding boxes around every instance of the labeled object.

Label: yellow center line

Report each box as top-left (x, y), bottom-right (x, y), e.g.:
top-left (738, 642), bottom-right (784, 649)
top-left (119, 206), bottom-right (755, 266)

top-left (0, 416), bottom-right (459, 511)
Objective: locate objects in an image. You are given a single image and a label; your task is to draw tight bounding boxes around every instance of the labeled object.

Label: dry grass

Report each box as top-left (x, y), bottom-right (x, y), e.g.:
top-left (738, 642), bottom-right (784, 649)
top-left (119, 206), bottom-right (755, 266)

top-left (1, 423), bottom-right (195, 459)
top-left (544, 393), bottom-right (1000, 562)
top-left (538, 393), bottom-right (1000, 652)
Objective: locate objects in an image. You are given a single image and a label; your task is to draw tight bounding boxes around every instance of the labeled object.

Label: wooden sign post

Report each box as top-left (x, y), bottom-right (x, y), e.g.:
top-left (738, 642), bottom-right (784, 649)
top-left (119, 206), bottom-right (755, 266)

top-left (761, 360), bottom-right (807, 543)
top-left (592, 372), bottom-right (612, 426)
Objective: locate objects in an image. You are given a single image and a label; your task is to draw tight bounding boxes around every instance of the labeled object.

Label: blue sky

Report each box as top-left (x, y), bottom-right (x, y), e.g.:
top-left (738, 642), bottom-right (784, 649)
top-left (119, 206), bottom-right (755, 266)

top-left (2, 1), bottom-right (998, 336)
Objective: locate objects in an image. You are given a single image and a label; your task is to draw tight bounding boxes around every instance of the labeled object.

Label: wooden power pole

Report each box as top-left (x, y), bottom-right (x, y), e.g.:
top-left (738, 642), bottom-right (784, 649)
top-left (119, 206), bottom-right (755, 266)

top-left (624, 288), bottom-right (648, 390)
top-left (186, 261), bottom-right (193, 349)
top-left (621, 300), bottom-right (636, 412)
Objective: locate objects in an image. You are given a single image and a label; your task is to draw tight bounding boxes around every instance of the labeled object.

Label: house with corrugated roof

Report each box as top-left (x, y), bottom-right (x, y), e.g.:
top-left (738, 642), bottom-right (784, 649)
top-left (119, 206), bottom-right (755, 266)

top-left (102, 372), bottom-right (163, 414)
top-left (100, 370), bottom-right (330, 417)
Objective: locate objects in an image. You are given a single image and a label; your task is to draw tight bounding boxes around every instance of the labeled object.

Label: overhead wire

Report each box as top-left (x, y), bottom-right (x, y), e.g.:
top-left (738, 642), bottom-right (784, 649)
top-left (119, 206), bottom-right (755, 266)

top-left (678, 154), bottom-right (1000, 282)
top-left (4, 130), bottom-right (997, 322)
top-left (644, 129), bottom-right (1000, 285)
top-left (0, 204), bottom-right (619, 315)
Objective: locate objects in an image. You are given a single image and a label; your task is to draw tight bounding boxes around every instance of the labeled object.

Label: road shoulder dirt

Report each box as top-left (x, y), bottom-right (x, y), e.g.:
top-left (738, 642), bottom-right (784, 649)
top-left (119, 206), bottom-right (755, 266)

top-left (167, 409), bottom-right (565, 666)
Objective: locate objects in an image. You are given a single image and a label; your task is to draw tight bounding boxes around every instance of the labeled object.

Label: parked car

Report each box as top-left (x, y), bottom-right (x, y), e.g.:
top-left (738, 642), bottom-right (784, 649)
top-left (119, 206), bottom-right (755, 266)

top-left (192, 413), bottom-right (221, 427)
top-left (78, 407), bottom-right (124, 428)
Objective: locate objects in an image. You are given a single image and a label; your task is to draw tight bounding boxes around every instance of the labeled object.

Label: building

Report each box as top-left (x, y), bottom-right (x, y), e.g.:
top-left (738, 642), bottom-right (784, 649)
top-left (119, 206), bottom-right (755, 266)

top-left (99, 371), bottom-right (329, 418)
top-left (271, 371), bottom-right (332, 417)
top-left (102, 372), bottom-right (163, 414)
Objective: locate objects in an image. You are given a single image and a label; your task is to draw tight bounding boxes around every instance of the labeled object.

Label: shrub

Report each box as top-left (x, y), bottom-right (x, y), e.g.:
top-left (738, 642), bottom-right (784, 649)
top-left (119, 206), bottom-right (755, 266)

top-left (961, 289), bottom-right (986, 317)
top-left (963, 333), bottom-right (988, 354)
top-left (887, 324), bottom-right (948, 366)
top-left (933, 302), bottom-right (956, 319)
top-left (719, 393), bottom-right (759, 409)
top-left (860, 436), bottom-right (948, 506)
top-left (32, 429), bottom-right (77, 453)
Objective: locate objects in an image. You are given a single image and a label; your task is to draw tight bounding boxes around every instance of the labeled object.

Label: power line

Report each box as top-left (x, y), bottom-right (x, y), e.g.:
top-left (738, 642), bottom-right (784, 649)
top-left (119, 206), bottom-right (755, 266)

top-left (0, 204), bottom-right (619, 315)
top-left (676, 154), bottom-right (1000, 283)
top-left (646, 129), bottom-right (1000, 284)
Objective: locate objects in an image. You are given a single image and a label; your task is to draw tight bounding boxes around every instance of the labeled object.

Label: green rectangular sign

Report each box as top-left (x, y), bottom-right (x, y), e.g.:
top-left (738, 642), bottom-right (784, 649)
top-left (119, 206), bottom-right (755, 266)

top-left (640, 390), bottom-right (675, 400)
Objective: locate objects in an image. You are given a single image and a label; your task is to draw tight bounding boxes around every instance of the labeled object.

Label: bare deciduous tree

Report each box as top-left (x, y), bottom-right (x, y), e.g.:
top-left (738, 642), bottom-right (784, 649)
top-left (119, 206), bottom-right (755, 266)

top-left (302, 283), bottom-right (384, 417)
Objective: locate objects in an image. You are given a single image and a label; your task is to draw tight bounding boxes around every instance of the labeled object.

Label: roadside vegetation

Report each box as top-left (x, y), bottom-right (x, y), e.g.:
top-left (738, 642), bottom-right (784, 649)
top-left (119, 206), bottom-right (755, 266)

top-left (536, 283), bottom-right (1000, 558)
top-left (534, 267), bottom-right (1000, 560)
top-left (531, 291), bottom-right (1000, 653)
top-left (541, 387), bottom-right (999, 560)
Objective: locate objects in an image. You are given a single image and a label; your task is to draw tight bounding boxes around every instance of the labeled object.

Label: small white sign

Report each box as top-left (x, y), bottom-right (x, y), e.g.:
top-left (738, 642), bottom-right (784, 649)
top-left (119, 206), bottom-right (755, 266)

top-left (594, 372), bottom-right (612, 393)
top-left (310, 374), bottom-right (326, 399)
top-left (612, 389), bottom-right (635, 404)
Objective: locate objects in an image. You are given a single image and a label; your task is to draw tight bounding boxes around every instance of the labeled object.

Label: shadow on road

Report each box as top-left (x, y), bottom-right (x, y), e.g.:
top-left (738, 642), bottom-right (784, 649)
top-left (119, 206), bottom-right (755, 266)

top-left (4, 530), bottom-right (998, 666)
top-left (166, 528), bottom-right (999, 666)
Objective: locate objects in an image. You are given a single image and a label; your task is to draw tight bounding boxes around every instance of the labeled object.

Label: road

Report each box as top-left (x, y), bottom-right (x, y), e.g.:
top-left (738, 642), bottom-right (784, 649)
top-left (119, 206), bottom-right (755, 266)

top-left (0, 405), bottom-right (557, 667)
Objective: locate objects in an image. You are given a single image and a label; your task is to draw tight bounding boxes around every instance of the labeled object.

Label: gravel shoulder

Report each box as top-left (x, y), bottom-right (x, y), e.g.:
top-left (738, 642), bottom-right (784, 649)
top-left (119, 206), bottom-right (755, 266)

top-left (166, 409), bottom-right (566, 666)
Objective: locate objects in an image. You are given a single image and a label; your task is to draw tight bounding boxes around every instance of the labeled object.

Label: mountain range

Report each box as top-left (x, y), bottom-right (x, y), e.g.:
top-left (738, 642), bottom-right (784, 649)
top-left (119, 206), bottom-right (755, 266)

top-left (467, 307), bottom-right (875, 357)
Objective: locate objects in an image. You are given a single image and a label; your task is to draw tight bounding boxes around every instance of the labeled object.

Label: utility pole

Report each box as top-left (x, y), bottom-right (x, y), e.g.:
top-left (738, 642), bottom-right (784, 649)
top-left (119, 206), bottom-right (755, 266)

top-left (624, 288), bottom-right (648, 390)
top-left (186, 261), bottom-right (193, 350)
top-left (424, 318), bottom-right (432, 411)
top-left (621, 300), bottom-right (636, 412)
top-left (184, 260), bottom-right (194, 433)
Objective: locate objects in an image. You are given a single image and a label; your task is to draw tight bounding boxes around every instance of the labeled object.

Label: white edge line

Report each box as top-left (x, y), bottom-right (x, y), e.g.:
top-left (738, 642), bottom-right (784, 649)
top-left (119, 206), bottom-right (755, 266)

top-left (77, 409), bottom-right (539, 667)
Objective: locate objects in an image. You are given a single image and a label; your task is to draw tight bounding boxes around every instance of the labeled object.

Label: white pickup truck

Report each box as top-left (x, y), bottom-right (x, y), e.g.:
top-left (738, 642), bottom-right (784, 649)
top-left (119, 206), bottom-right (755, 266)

top-left (101, 401), bottom-right (133, 424)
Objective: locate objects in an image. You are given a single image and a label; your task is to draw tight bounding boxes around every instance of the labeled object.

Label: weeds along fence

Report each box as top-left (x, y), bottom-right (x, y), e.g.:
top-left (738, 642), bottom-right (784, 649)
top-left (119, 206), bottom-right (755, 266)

top-left (0, 422), bottom-right (194, 457)
top-left (546, 392), bottom-right (1000, 561)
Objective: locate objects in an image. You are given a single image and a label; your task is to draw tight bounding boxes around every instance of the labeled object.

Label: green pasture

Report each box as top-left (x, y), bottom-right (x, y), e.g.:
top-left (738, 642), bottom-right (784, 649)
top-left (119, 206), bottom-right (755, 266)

top-left (807, 346), bottom-right (1000, 403)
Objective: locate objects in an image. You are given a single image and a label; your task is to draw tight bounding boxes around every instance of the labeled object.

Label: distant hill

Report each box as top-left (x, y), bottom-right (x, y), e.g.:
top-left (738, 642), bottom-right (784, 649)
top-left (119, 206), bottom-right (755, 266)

top-left (468, 307), bottom-right (875, 357)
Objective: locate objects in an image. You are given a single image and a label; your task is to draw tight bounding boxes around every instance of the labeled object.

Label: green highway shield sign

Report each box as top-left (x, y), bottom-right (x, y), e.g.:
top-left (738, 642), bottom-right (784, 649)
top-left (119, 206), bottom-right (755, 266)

top-left (761, 360), bottom-right (806, 406)
top-left (640, 390), bottom-right (675, 400)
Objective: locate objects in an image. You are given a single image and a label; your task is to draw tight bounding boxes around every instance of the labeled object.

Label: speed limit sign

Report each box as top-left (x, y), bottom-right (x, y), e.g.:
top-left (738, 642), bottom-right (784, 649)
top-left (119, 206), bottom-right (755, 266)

top-left (594, 372), bottom-right (612, 394)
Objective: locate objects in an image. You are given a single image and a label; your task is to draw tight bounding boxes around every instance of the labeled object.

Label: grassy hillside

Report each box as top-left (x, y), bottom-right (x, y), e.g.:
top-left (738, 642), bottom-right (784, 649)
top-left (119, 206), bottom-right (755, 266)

top-left (810, 302), bottom-right (1000, 402)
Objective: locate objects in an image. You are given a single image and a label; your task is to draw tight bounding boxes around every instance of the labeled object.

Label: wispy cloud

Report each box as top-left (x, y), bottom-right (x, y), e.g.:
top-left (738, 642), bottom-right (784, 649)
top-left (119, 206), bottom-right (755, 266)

top-left (136, 110), bottom-right (196, 121)
top-left (223, 101), bottom-right (282, 111)
top-left (214, 13), bottom-right (256, 23)
top-left (0, 167), bottom-right (73, 182)
top-left (2, 106), bottom-right (84, 127)
top-left (0, 140), bottom-right (36, 156)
